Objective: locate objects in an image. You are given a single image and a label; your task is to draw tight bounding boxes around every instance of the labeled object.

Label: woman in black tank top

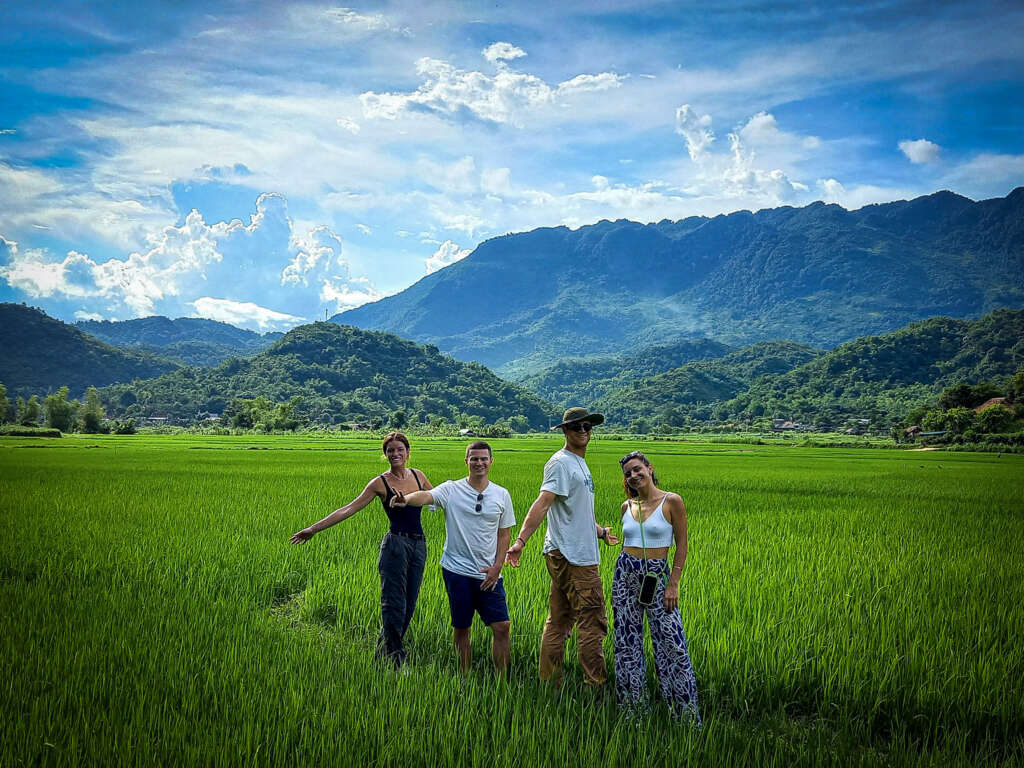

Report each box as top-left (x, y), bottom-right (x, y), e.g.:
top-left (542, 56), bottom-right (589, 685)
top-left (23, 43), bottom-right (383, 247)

top-left (290, 431), bottom-right (433, 667)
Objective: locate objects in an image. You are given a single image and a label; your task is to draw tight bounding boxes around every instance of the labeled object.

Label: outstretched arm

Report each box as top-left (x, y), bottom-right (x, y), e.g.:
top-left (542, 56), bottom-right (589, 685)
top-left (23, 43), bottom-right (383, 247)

top-left (505, 490), bottom-right (556, 566)
top-left (290, 478), bottom-right (381, 544)
top-left (662, 494), bottom-right (689, 610)
top-left (389, 489), bottom-right (436, 509)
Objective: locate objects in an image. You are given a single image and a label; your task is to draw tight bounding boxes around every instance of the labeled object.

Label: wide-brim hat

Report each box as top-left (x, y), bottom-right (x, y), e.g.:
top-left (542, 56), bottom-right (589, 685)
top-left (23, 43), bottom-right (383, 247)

top-left (551, 406), bottom-right (605, 430)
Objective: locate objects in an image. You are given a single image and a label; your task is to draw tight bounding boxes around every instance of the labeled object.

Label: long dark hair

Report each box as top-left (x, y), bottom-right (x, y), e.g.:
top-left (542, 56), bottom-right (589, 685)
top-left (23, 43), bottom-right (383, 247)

top-left (619, 450), bottom-right (659, 498)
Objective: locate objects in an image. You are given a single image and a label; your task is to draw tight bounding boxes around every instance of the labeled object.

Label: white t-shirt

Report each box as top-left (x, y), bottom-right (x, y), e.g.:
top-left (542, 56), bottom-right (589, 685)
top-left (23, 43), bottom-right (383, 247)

top-left (430, 478), bottom-right (516, 580)
top-left (541, 449), bottom-right (599, 566)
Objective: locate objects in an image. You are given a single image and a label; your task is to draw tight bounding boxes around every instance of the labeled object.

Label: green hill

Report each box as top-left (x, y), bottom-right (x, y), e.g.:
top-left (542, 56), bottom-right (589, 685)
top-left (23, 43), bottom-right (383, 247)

top-left (76, 316), bottom-right (281, 366)
top-left (593, 341), bottom-right (823, 426)
top-left (594, 309), bottom-right (1024, 429)
top-left (0, 303), bottom-right (180, 398)
top-left (100, 322), bottom-right (553, 428)
top-left (517, 338), bottom-right (734, 405)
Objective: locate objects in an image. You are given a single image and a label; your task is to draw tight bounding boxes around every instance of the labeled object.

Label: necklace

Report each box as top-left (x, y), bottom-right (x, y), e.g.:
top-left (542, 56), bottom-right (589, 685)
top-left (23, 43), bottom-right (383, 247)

top-left (387, 468), bottom-right (410, 482)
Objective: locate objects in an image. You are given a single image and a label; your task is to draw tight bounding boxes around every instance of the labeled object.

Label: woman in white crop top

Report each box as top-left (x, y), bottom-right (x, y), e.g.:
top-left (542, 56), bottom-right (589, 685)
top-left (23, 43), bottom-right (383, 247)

top-left (611, 450), bottom-right (700, 722)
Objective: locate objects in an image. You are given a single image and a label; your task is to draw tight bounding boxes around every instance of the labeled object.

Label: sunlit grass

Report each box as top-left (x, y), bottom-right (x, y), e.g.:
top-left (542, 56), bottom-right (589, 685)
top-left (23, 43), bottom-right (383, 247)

top-left (1, 434), bottom-right (1022, 766)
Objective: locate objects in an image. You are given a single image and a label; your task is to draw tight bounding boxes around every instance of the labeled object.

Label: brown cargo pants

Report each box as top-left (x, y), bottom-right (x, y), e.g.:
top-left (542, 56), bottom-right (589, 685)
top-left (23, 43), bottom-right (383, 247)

top-left (539, 549), bottom-right (608, 686)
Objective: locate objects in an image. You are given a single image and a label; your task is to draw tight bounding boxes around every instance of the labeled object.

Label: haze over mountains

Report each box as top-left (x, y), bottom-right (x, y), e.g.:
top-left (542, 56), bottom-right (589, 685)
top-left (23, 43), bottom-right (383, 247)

top-left (335, 188), bottom-right (1024, 377)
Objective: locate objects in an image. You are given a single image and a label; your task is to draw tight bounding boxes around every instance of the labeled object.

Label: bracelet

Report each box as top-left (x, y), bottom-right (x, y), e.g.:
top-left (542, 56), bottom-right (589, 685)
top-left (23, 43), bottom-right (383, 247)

top-left (515, 536), bottom-right (525, 546)
top-left (599, 526), bottom-right (608, 541)
top-left (672, 565), bottom-right (683, 571)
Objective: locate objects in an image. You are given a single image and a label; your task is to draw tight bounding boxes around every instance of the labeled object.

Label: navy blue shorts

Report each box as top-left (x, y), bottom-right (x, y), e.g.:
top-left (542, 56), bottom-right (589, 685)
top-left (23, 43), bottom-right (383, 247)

top-left (441, 568), bottom-right (510, 629)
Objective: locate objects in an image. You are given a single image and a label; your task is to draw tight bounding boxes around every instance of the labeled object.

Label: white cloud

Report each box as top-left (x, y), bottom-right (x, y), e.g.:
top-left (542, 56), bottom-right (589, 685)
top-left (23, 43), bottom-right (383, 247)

top-left (481, 167), bottom-right (511, 197)
top-left (483, 42), bottom-right (526, 66)
top-left (74, 310), bottom-right (105, 321)
top-left (675, 105), bottom-right (715, 162)
top-left (319, 275), bottom-right (383, 311)
top-left (360, 46), bottom-right (624, 126)
top-left (336, 117), bottom-right (361, 134)
top-left (425, 240), bottom-right (471, 273)
top-left (356, 223), bottom-right (372, 235)
top-left (899, 138), bottom-right (941, 164)
top-left (816, 178), bottom-right (917, 209)
top-left (0, 192), bottom-right (384, 321)
top-left (191, 297), bottom-right (305, 332)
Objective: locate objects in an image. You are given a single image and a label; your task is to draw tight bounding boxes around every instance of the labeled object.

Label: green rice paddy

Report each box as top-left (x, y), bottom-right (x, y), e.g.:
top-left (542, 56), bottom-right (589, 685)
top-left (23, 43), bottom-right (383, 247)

top-left (2, 434), bottom-right (1022, 766)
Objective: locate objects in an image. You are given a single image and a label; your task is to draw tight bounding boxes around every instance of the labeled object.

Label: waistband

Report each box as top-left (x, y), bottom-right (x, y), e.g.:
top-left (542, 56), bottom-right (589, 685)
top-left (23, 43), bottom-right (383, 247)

top-left (387, 530), bottom-right (426, 540)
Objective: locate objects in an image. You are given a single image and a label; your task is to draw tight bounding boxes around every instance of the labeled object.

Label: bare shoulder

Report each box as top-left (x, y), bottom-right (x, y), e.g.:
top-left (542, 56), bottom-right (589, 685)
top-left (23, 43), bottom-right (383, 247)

top-left (662, 492), bottom-right (686, 519)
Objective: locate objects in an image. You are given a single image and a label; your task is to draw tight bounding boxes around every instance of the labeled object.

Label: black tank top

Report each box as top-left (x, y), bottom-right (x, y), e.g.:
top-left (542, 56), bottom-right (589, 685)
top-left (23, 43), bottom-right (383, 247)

top-left (380, 470), bottom-right (425, 536)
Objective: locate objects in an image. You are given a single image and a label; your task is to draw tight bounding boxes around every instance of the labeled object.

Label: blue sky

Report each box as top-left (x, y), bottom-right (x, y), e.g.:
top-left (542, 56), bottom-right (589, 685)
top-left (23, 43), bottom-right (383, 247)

top-left (2, 0), bottom-right (1022, 331)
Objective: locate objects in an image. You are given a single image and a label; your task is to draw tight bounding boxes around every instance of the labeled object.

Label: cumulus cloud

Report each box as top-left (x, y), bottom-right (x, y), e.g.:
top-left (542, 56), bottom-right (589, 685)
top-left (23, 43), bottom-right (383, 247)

top-left (425, 240), bottom-right (471, 273)
top-left (673, 107), bottom-right (809, 204)
top-left (0, 193), bottom-right (384, 328)
top-left (360, 44), bottom-right (624, 126)
top-left (483, 42), bottom-right (526, 66)
top-left (740, 112), bottom-right (820, 150)
top-left (192, 297), bottom-right (305, 332)
top-left (816, 178), bottom-right (916, 209)
top-left (675, 105), bottom-right (715, 162)
top-left (898, 138), bottom-right (941, 164)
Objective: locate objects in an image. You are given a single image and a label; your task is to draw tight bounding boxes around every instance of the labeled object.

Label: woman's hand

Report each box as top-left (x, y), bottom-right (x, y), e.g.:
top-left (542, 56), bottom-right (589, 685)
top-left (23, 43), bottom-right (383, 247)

top-left (290, 527), bottom-right (316, 545)
top-left (389, 490), bottom-right (407, 508)
top-left (662, 582), bottom-right (679, 611)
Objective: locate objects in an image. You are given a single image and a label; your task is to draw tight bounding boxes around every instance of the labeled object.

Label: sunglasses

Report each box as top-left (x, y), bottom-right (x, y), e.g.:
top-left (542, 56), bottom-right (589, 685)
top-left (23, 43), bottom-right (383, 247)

top-left (565, 422), bottom-right (593, 433)
top-left (475, 492), bottom-right (484, 512)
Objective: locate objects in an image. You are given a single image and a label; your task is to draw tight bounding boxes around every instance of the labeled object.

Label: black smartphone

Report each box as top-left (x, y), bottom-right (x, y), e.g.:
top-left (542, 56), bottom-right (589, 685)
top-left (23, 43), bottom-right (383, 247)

top-left (638, 573), bottom-right (659, 606)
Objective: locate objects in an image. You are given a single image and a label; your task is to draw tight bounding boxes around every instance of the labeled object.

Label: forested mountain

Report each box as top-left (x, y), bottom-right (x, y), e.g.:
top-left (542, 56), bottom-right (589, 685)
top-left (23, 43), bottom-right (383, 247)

top-left (595, 309), bottom-right (1024, 429)
top-left (0, 304), bottom-right (180, 398)
top-left (593, 341), bottom-right (823, 427)
top-left (76, 316), bottom-right (281, 366)
top-left (100, 322), bottom-right (553, 428)
top-left (335, 188), bottom-right (1024, 376)
top-left (517, 338), bottom-right (734, 405)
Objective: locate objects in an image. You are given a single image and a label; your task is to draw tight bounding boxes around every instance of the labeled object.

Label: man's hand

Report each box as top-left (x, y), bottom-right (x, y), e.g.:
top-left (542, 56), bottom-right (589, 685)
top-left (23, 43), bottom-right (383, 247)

top-left (480, 563), bottom-right (502, 590)
top-left (604, 530), bottom-right (619, 546)
top-left (389, 490), bottom-right (407, 508)
top-left (290, 527), bottom-right (315, 545)
top-left (505, 540), bottom-right (524, 567)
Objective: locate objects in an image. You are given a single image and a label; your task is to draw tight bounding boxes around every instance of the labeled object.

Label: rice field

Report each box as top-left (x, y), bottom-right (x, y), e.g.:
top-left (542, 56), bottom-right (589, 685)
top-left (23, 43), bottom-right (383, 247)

top-left (1, 433), bottom-right (1022, 767)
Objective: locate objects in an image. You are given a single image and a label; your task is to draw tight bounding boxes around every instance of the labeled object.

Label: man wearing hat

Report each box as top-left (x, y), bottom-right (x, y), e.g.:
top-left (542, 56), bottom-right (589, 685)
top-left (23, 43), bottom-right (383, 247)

top-left (506, 407), bottom-right (619, 688)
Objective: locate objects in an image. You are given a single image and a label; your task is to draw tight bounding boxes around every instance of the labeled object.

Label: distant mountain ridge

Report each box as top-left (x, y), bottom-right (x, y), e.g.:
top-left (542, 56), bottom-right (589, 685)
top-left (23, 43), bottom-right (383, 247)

top-left (0, 304), bottom-right (180, 397)
top-left (76, 316), bottom-right (281, 367)
top-left (335, 188), bottom-right (1024, 376)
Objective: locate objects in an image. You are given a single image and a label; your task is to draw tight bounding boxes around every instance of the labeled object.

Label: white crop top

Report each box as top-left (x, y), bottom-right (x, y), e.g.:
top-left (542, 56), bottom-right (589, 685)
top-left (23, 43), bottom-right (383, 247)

top-left (621, 494), bottom-right (674, 548)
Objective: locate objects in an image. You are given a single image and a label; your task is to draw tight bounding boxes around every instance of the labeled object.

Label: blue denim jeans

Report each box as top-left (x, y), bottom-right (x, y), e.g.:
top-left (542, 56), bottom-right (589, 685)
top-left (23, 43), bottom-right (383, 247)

top-left (377, 531), bottom-right (427, 666)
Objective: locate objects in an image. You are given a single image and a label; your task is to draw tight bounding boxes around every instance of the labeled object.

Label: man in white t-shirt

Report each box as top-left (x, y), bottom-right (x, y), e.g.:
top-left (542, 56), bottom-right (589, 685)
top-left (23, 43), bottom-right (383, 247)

top-left (506, 407), bottom-right (619, 688)
top-left (391, 441), bottom-right (515, 674)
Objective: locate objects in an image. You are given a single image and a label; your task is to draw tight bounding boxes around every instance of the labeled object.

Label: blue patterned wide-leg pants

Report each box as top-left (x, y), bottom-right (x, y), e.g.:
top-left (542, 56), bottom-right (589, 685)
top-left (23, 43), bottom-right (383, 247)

top-left (612, 551), bottom-right (700, 722)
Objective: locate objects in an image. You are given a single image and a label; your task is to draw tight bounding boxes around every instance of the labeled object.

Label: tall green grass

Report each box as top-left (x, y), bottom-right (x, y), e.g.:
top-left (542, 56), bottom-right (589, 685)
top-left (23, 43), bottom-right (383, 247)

top-left (1, 434), bottom-right (1022, 766)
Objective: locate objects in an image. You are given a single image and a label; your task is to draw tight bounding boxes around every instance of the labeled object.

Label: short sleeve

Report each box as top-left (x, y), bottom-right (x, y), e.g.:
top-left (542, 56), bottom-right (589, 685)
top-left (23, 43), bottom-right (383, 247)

top-left (498, 488), bottom-right (516, 529)
top-left (540, 455), bottom-right (570, 497)
top-left (429, 480), bottom-right (454, 508)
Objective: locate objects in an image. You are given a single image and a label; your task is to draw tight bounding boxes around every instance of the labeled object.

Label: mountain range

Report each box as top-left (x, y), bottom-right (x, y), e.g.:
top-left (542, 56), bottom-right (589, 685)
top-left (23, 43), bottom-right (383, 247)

top-left (0, 304), bottom-right (180, 398)
top-left (75, 316), bottom-right (281, 367)
top-left (335, 188), bottom-right (1024, 377)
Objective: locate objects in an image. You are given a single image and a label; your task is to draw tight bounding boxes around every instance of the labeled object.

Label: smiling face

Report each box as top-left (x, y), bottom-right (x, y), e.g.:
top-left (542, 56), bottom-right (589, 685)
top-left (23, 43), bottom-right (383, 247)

top-left (384, 439), bottom-right (409, 469)
top-left (465, 448), bottom-right (493, 479)
top-left (621, 457), bottom-right (653, 496)
top-left (562, 420), bottom-right (592, 451)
